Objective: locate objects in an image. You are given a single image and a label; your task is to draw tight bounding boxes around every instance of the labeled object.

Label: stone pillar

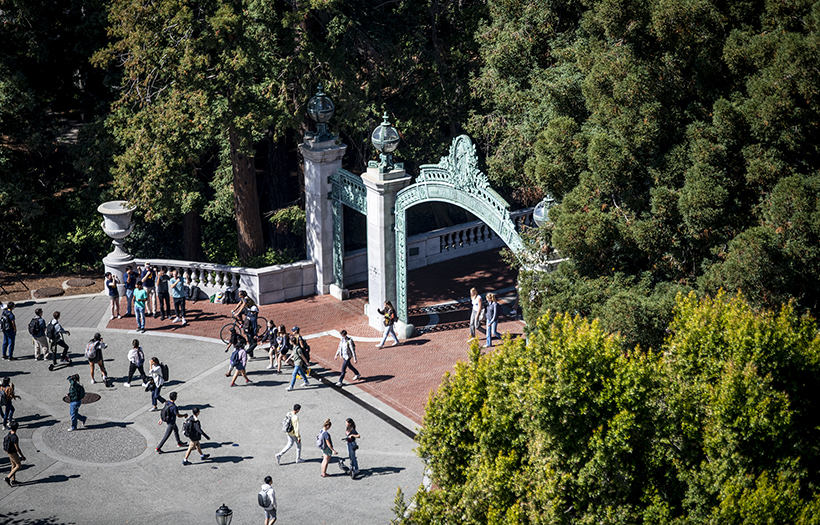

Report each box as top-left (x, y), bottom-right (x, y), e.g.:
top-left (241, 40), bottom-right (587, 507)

top-left (98, 201), bottom-right (136, 296)
top-left (361, 165), bottom-right (412, 334)
top-left (299, 137), bottom-right (347, 296)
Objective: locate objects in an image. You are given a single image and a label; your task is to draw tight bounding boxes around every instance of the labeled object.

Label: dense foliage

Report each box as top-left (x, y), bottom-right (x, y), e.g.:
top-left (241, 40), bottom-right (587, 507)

top-left (402, 292), bottom-right (820, 524)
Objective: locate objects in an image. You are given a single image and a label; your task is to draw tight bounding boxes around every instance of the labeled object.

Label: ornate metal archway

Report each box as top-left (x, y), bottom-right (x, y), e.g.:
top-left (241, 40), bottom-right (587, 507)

top-left (329, 168), bottom-right (367, 289)
top-left (394, 135), bottom-right (525, 322)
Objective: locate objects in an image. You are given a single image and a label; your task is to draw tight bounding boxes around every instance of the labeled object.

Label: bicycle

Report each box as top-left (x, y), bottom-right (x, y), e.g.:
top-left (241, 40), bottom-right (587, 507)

top-left (219, 315), bottom-right (267, 345)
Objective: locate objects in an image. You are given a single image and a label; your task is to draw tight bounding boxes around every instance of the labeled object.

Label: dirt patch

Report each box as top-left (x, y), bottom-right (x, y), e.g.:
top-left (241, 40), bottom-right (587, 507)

top-left (66, 278), bottom-right (96, 288)
top-left (32, 286), bottom-right (66, 298)
top-left (1, 271), bottom-right (100, 303)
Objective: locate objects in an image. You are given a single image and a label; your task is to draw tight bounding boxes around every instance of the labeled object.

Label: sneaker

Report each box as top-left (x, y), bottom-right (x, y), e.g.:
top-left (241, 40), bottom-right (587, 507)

top-left (224, 372), bottom-right (232, 377)
top-left (149, 406), bottom-right (159, 412)
top-left (375, 344), bottom-right (383, 348)
top-left (90, 379), bottom-right (96, 384)
top-left (160, 316), bottom-right (166, 320)
top-left (335, 381), bottom-right (343, 387)
top-left (154, 313), bottom-right (159, 318)
top-left (301, 381), bottom-right (309, 387)
top-left (266, 364), bottom-right (274, 369)
top-left (286, 386), bottom-right (293, 392)
top-left (200, 454), bottom-right (210, 460)
top-left (392, 341), bottom-right (399, 346)
top-left (352, 375), bottom-right (360, 380)
top-left (177, 442), bottom-right (188, 448)
top-left (245, 379), bottom-right (252, 384)
top-left (4, 477), bottom-right (10, 486)
top-left (80, 416), bottom-right (87, 426)
top-left (117, 315), bottom-right (122, 319)
top-left (275, 454), bottom-right (281, 465)
top-left (172, 317), bottom-right (180, 323)
top-left (182, 460), bottom-right (191, 466)
top-left (110, 315), bottom-right (115, 320)
top-left (67, 427), bottom-right (74, 432)
top-left (230, 382), bottom-right (236, 387)
top-left (141, 382), bottom-right (148, 388)
top-left (296, 458), bottom-right (305, 463)
top-left (123, 382), bottom-right (131, 388)
top-left (180, 320), bottom-right (187, 326)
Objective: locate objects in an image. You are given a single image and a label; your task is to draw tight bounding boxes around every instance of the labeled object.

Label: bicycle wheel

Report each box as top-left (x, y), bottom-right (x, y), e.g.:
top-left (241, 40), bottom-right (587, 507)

top-left (220, 323), bottom-right (238, 345)
top-left (255, 316), bottom-right (267, 338)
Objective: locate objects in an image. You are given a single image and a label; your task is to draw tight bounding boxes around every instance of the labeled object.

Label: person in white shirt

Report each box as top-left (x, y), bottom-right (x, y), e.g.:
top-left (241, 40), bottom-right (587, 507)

top-left (259, 475), bottom-right (277, 524)
top-left (275, 404), bottom-right (303, 465)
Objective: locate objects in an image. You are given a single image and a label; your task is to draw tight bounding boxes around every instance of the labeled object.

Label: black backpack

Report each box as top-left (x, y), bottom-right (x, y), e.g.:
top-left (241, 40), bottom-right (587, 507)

top-left (160, 362), bottom-right (169, 381)
top-left (28, 317), bottom-right (44, 337)
top-left (161, 403), bottom-right (175, 423)
top-left (0, 311), bottom-right (10, 332)
top-left (2, 433), bottom-right (10, 452)
top-left (182, 416), bottom-right (193, 438)
top-left (46, 321), bottom-right (57, 340)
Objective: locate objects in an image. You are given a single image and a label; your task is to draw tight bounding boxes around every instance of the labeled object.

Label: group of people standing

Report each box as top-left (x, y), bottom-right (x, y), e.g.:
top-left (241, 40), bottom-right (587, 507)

top-left (108, 263), bottom-right (189, 332)
top-left (469, 287), bottom-right (502, 347)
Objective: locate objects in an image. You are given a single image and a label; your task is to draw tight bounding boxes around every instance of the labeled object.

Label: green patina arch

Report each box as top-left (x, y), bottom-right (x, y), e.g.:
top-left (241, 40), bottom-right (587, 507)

top-left (394, 135), bottom-right (525, 323)
top-left (329, 168), bottom-right (367, 289)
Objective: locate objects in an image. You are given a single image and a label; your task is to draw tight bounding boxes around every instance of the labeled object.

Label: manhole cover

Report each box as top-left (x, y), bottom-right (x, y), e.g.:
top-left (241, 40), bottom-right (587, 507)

top-left (32, 286), bottom-right (65, 298)
top-left (65, 278), bottom-right (96, 287)
top-left (42, 420), bottom-right (147, 463)
top-left (62, 393), bottom-right (102, 404)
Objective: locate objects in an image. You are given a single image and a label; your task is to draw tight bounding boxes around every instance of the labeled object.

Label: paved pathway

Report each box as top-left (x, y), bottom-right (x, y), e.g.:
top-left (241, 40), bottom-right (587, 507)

top-left (0, 250), bottom-right (521, 524)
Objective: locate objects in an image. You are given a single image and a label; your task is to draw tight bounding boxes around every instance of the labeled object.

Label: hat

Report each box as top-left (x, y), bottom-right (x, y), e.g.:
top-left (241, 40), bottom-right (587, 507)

top-left (291, 326), bottom-right (300, 332)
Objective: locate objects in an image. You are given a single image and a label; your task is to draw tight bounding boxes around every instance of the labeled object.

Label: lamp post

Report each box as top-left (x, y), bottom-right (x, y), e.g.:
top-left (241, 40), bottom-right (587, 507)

top-left (368, 111), bottom-right (402, 172)
top-left (532, 194), bottom-right (556, 228)
top-left (306, 83), bottom-right (335, 142)
top-left (215, 503), bottom-right (233, 525)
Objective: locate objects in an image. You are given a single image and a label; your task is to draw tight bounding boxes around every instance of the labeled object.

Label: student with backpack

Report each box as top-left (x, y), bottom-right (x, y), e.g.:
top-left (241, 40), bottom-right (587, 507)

top-left (85, 333), bottom-right (109, 385)
top-left (155, 391), bottom-right (187, 453)
top-left (1, 301), bottom-right (17, 360)
top-left (148, 357), bottom-right (167, 411)
top-left (3, 421), bottom-right (25, 486)
top-left (47, 311), bottom-right (71, 370)
top-left (258, 475), bottom-right (277, 525)
top-left (285, 332), bottom-right (309, 392)
top-left (334, 330), bottom-right (361, 387)
top-left (124, 339), bottom-right (148, 388)
top-left (28, 308), bottom-right (49, 361)
top-left (1, 378), bottom-right (19, 430)
top-left (275, 404), bottom-right (303, 465)
top-left (66, 374), bottom-right (87, 431)
top-left (181, 407), bottom-right (210, 465)
top-left (318, 419), bottom-right (337, 477)
top-left (229, 339), bottom-right (252, 387)
top-left (375, 300), bottom-right (400, 348)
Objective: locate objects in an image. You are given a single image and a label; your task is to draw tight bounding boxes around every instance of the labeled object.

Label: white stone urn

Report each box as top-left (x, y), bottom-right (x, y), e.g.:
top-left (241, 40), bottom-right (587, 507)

top-left (98, 200), bottom-right (137, 295)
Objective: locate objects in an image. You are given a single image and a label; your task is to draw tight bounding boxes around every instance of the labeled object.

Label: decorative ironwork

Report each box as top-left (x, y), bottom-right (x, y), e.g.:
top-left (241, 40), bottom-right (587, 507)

top-left (394, 135), bottom-right (526, 322)
top-left (329, 168), bottom-right (368, 287)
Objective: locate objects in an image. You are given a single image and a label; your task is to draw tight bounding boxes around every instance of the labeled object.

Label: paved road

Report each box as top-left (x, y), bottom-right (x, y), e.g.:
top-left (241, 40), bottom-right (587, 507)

top-left (0, 250), bottom-right (522, 524)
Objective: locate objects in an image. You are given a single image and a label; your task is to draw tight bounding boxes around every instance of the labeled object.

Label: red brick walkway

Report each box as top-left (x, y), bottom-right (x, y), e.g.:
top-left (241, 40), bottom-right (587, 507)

top-left (107, 250), bottom-right (523, 427)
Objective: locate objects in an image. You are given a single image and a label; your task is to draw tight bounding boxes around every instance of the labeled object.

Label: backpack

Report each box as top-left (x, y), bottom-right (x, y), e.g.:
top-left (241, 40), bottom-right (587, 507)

top-left (282, 413), bottom-right (294, 433)
top-left (160, 362), bottom-right (169, 381)
top-left (84, 341), bottom-right (98, 360)
top-left (389, 310), bottom-right (398, 323)
top-left (188, 285), bottom-right (200, 303)
top-left (46, 321), bottom-right (57, 340)
top-left (229, 348), bottom-right (240, 367)
top-left (2, 433), bottom-right (10, 452)
top-left (161, 404), bottom-right (175, 423)
top-left (28, 317), bottom-right (44, 337)
top-left (297, 337), bottom-right (311, 363)
top-left (316, 430), bottom-right (326, 450)
top-left (0, 311), bottom-right (10, 332)
top-left (182, 416), bottom-right (193, 438)
top-left (258, 489), bottom-right (271, 509)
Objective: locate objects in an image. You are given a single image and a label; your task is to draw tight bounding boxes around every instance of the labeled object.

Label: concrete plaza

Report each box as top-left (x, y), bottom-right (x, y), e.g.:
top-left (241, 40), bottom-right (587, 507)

top-left (0, 251), bottom-right (523, 524)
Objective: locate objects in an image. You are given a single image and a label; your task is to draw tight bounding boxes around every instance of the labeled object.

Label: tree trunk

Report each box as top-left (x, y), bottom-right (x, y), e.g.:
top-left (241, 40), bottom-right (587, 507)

top-left (229, 125), bottom-right (264, 261)
top-left (182, 209), bottom-right (202, 261)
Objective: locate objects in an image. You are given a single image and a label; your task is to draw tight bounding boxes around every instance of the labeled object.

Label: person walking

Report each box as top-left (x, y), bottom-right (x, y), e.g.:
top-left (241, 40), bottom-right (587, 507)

top-left (285, 333), bottom-right (309, 392)
top-left (1, 378), bottom-right (19, 430)
top-left (134, 281), bottom-right (148, 333)
top-left (66, 374), bottom-right (87, 431)
top-left (344, 418), bottom-right (361, 479)
top-left (181, 407), bottom-right (210, 465)
top-left (47, 311), bottom-right (71, 370)
top-left (3, 421), bottom-right (25, 486)
top-left (141, 263), bottom-right (157, 317)
top-left (485, 292), bottom-right (501, 347)
top-left (318, 419), bottom-right (337, 477)
top-left (259, 475), bottom-right (277, 525)
top-left (229, 340), bottom-right (252, 386)
top-left (468, 287), bottom-right (483, 340)
top-left (272, 325), bottom-right (291, 373)
top-left (105, 272), bottom-right (122, 320)
top-left (169, 269), bottom-right (187, 325)
top-left (156, 391), bottom-right (187, 453)
top-left (123, 265), bottom-right (137, 316)
top-left (334, 330), bottom-right (361, 387)
top-left (84, 333), bottom-right (109, 385)
top-left (1, 302), bottom-right (17, 361)
top-left (261, 320), bottom-right (277, 370)
top-left (156, 267), bottom-right (171, 320)
top-left (275, 404), bottom-right (303, 465)
top-left (28, 308), bottom-right (49, 361)
top-left (375, 300), bottom-right (400, 348)
top-left (148, 357), bottom-right (167, 411)
top-left (124, 339), bottom-right (148, 388)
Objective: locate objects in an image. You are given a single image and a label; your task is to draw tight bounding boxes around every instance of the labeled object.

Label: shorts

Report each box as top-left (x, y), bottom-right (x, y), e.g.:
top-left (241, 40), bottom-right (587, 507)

top-left (322, 446), bottom-right (333, 456)
top-left (264, 507), bottom-right (277, 520)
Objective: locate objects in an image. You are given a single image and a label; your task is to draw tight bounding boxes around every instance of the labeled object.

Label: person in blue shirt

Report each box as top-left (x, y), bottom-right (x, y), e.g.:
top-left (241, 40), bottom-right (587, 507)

top-left (169, 270), bottom-right (188, 326)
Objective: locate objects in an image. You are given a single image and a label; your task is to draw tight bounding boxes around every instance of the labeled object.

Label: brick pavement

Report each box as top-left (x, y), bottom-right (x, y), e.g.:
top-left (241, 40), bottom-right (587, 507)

top-left (105, 249), bottom-right (523, 427)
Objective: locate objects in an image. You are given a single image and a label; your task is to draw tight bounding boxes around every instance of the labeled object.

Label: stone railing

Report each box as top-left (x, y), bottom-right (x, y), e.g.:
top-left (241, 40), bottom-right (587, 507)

top-left (134, 258), bottom-right (316, 305)
top-left (138, 208), bottom-right (536, 303)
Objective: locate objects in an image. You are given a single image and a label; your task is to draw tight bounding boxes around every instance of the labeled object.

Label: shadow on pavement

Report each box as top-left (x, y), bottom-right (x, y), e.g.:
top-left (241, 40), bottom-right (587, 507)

top-left (207, 455), bottom-right (252, 464)
top-left (14, 413), bottom-right (57, 430)
top-left (354, 465), bottom-right (405, 478)
top-left (19, 474), bottom-right (81, 486)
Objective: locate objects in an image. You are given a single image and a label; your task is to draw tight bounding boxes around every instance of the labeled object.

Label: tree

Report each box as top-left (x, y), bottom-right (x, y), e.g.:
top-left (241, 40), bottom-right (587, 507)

top-left (94, 0), bottom-right (297, 261)
top-left (406, 292), bottom-right (820, 524)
